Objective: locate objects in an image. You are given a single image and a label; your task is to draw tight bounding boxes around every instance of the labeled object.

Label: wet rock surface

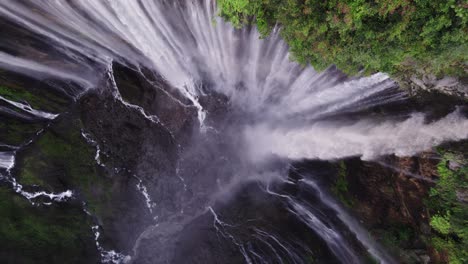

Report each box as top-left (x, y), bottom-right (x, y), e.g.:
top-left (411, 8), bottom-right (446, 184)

top-left (1, 59), bottom-right (467, 264)
top-left (345, 155), bottom-right (436, 227)
top-left (336, 142), bottom-right (468, 263)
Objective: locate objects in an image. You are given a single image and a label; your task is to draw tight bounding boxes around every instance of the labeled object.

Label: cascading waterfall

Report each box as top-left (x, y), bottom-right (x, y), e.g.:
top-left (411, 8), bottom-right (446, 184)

top-left (0, 151), bottom-right (15, 172)
top-left (245, 109), bottom-right (468, 161)
top-left (264, 181), bottom-right (362, 264)
top-left (1, 0), bottom-right (465, 155)
top-left (0, 0), bottom-right (467, 263)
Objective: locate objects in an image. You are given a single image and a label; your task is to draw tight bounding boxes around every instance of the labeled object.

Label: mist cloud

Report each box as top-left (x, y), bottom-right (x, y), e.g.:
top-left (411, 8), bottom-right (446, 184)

top-left (244, 110), bottom-right (468, 161)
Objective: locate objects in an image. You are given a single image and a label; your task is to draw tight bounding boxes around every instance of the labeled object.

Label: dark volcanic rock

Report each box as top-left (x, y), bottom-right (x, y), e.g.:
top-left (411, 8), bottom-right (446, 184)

top-left (113, 63), bottom-right (198, 138)
top-left (345, 154), bottom-right (437, 227)
top-left (78, 78), bottom-right (187, 251)
top-left (136, 181), bottom-right (342, 264)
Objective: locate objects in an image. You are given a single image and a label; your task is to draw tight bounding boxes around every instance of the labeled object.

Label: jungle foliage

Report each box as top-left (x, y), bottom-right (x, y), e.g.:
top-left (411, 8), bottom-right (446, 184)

top-left (428, 151), bottom-right (468, 264)
top-left (218, 0), bottom-right (467, 77)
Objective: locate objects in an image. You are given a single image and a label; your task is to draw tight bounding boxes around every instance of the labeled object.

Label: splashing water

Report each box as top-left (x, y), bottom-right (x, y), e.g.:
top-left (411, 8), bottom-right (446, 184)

top-left (245, 110), bottom-right (468, 161)
top-left (92, 225), bottom-right (132, 264)
top-left (0, 0), bottom-right (467, 263)
top-left (0, 0), bottom-right (465, 160)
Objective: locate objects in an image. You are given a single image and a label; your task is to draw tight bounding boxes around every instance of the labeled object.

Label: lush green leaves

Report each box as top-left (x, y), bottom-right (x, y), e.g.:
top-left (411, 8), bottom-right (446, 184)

top-left (430, 214), bottom-right (452, 235)
top-left (427, 151), bottom-right (468, 263)
top-left (218, 0), bottom-right (468, 77)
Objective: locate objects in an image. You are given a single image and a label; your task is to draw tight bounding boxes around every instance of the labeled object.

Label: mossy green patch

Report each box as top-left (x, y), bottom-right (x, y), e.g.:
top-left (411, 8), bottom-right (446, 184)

top-left (17, 156), bottom-right (47, 186)
top-left (427, 150), bottom-right (468, 264)
top-left (0, 116), bottom-right (44, 146)
top-left (0, 85), bottom-right (70, 112)
top-left (0, 85), bottom-right (37, 104)
top-left (16, 116), bottom-right (114, 217)
top-left (0, 185), bottom-right (98, 263)
top-left (331, 161), bottom-right (355, 207)
top-left (372, 223), bottom-right (416, 262)
top-left (378, 224), bottom-right (414, 250)
top-left (218, 0), bottom-right (467, 80)
top-left (0, 85), bottom-right (67, 113)
top-left (430, 213), bottom-right (452, 235)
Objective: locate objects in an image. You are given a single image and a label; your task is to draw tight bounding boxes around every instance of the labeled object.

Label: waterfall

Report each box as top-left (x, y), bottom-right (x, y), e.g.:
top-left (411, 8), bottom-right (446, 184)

top-left (0, 0), bottom-right (466, 263)
top-left (0, 0), bottom-right (465, 157)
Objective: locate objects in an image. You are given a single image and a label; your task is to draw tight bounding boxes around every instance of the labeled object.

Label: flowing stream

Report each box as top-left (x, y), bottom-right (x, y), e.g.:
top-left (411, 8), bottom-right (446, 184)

top-left (0, 0), bottom-right (467, 263)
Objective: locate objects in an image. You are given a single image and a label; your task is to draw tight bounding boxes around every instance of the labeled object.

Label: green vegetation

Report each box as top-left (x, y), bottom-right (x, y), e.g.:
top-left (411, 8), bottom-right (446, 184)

top-left (427, 151), bottom-right (468, 263)
top-left (17, 117), bottom-right (114, 216)
top-left (218, 0), bottom-right (467, 77)
top-left (0, 85), bottom-right (68, 112)
top-left (0, 186), bottom-right (98, 263)
top-left (0, 84), bottom-right (70, 146)
top-left (0, 86), bottom-right (41, 106)
top-left (430, 213), bottom-right (452, 235)
top-left (0, 116), bottom-right (44, 145)
top-left (378, 224), bottom-right (414, 253)
top-left (331, 161), bottom-right (354, 207)
top-left (0, 82), bottom-right (101, 262)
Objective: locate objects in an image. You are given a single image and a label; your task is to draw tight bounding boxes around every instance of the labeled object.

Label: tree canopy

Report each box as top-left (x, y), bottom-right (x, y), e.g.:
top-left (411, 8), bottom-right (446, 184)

top-left (218, 0), bottom-right (467, 77)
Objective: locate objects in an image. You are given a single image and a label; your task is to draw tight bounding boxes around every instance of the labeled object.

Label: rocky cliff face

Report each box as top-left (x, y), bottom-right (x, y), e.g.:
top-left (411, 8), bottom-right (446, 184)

top-left (0, 61), bottom-right (201, 262)
top-left (346, 154), bottom-right (437, 228)
top-left (337, 142), bottom-right (467, 263)
top-left (396, 69), bottom-right (468, 99)
top-left (0, 59), bottom-right (467, 263)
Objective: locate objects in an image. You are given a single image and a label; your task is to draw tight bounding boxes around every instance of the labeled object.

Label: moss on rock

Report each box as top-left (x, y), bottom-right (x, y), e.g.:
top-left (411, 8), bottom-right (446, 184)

top-left (15, 115), bottom-right (114, 218)
top-left (427, 150), bottom-right (468, 263)
top-left (0, 85), bottom-right (68, 113)
top-left (0, 116), bottom-right (44, 146)
top-left (0, 185), bottom-right (99, 263)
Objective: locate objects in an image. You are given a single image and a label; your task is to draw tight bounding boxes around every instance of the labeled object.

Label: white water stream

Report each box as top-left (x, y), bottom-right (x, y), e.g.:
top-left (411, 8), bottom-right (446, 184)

top-left (0, 0), bottom-right (466, 263)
